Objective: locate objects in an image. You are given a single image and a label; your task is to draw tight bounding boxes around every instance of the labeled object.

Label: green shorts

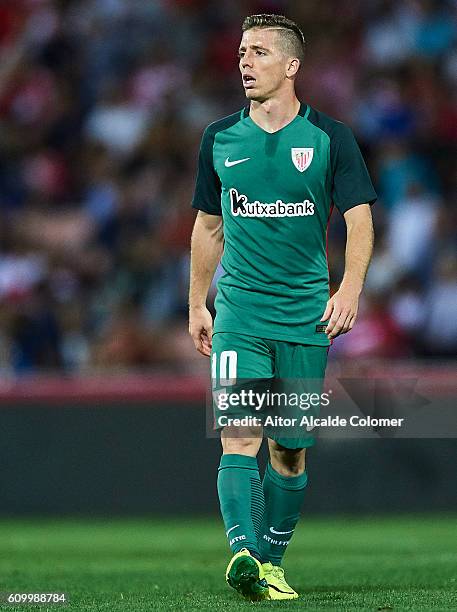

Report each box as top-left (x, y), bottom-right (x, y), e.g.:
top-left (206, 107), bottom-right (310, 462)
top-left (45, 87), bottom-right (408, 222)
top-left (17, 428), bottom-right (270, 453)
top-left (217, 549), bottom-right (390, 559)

top-left (211, 332), bottom-right (328, 449)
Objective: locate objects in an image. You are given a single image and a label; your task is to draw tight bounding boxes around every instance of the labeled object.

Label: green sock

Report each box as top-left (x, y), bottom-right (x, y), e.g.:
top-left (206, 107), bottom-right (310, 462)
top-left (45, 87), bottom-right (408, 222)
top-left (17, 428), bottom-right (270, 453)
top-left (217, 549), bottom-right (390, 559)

top-left (217, 454), bottom-right (264, 559)
top-left (259, 462), bottom-right (308, 566)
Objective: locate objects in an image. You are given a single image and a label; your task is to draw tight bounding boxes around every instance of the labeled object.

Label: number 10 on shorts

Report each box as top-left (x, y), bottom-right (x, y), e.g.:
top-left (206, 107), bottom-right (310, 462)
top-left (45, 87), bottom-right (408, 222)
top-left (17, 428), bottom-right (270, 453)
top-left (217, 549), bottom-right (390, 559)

top-left (212, 351), bottom-right (238, 388)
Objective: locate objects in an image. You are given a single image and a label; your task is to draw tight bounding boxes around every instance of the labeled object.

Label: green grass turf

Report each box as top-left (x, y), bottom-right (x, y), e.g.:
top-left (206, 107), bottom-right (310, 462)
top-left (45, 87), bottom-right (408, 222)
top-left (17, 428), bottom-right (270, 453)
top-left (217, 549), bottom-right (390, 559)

top-left (0, 515), bottom-right (456, 611)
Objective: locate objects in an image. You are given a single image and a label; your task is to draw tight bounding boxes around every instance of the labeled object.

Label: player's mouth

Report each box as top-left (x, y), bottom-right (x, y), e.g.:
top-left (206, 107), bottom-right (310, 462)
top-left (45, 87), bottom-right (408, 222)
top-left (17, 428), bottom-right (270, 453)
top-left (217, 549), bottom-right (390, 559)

top-left (243, 74), bottom-right (256, 89)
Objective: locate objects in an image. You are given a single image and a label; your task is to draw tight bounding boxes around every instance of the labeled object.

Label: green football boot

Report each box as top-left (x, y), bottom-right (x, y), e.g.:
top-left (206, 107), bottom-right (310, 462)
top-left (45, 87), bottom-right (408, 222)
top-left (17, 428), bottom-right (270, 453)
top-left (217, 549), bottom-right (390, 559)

top-left (225, 548), bottom-right (270, 601)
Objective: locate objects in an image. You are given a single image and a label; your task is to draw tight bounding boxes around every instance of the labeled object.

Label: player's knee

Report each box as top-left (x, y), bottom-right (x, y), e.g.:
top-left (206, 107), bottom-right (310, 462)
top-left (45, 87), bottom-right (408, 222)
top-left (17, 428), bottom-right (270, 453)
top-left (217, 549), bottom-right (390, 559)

top-left (269, 441), bottom-right (306, 476)
top-left (221, 426), bottom-right (262, 456)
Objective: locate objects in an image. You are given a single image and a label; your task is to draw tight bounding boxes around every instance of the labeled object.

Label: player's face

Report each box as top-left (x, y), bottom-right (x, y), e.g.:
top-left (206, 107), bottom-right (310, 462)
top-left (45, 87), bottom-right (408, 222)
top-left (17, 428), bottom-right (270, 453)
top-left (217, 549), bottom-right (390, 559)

top-left (238, 28), bottom-right (291, 101)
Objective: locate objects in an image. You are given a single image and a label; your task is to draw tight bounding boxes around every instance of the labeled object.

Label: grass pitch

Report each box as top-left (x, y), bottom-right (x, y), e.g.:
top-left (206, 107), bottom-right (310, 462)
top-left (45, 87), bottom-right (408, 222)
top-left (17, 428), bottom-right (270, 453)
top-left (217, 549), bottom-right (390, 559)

top-left (0, 515), bottom-right (456, 611)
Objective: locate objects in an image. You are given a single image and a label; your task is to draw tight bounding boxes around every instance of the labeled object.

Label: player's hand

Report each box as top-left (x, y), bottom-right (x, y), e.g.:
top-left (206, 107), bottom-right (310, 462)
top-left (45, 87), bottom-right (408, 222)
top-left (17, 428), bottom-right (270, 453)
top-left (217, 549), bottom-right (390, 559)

top-left (321, 286), bottom-right (360, 340)
top-left (189, 306), bottom-right (213, 356)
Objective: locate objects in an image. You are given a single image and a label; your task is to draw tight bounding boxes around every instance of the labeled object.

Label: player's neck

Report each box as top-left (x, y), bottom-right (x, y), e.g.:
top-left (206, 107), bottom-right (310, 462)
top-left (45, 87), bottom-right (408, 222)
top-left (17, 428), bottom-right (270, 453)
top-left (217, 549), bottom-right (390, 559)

top-left (249, 94), bottom-right (301, 134)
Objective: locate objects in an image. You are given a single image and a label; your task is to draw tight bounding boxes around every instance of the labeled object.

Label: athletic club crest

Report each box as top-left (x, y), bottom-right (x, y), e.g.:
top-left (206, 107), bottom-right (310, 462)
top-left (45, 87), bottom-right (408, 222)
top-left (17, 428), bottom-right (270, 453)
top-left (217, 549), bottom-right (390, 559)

top-left (291, 148), bottom-right (314, 172)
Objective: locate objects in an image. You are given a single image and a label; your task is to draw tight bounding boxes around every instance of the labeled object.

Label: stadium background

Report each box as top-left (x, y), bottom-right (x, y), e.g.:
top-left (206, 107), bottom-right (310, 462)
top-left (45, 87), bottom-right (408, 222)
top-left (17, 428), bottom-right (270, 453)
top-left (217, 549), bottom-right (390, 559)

top-left (0, 1), bottom-right (456, 609)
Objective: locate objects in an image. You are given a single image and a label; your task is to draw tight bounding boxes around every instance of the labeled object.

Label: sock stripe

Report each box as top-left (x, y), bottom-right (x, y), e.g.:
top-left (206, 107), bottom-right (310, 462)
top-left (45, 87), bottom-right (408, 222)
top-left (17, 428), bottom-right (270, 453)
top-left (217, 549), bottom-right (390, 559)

top-left (250, 477), bottom-right (265, 539)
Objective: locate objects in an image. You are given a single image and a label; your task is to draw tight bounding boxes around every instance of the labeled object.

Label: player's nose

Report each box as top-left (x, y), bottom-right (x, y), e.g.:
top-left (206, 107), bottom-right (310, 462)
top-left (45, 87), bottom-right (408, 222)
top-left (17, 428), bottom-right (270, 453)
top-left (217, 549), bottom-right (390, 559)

top-left (241, 51), bottom-right (254, 68)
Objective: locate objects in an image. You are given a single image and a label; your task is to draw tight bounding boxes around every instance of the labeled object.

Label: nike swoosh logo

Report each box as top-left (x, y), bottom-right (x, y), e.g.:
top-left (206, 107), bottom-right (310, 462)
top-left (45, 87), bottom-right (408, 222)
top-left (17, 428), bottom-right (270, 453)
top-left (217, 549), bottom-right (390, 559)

top-left (269, 584), bottom-right (295, 595)
top-left (225, 157), bottom-right (250, 167)
top-left (269, 527), bottom-right (295, 535)
top-left (226, 524), bottom-right (240, 536)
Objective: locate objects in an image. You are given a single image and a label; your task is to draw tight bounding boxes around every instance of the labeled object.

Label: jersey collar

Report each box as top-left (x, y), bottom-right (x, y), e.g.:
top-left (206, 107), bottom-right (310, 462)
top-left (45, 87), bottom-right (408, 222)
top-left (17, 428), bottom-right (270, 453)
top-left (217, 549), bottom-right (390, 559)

top-left (242, 102), bottom-right (309, 134)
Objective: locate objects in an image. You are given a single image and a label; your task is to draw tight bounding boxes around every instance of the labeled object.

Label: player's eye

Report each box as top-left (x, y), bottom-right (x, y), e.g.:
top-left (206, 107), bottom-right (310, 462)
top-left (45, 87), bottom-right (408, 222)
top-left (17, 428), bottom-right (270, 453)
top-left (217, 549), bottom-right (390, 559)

top-left (256, 50), bottom-right (266, 55)
top-left (238, 51), bottom-right (245, 58)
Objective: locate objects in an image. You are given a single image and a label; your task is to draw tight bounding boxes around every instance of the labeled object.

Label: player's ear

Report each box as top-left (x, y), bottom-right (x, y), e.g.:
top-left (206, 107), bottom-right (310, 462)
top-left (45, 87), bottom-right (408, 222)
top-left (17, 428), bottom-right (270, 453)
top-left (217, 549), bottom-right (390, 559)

top-left (286, 57), bottom-right (300, 78)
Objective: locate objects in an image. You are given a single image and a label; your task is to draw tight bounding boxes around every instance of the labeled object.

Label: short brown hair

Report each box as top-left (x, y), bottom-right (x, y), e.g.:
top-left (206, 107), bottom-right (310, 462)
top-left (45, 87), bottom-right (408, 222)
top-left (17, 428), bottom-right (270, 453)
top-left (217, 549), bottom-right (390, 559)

top-left (242, 14), bottom-right (305, 64)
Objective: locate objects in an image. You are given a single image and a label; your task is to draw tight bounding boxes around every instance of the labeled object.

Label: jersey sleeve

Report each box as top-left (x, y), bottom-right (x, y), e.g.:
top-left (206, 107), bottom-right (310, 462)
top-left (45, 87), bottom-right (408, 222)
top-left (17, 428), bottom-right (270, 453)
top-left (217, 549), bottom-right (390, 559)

top-left (331, 124), bottom-right (377, 214)
top-left (192, 126), bottom-right (222, 215)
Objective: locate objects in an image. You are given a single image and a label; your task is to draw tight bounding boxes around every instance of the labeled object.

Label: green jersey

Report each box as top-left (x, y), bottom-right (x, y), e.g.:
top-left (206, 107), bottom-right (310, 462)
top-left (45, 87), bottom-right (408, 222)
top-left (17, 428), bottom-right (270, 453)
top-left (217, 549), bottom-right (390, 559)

top-left (192, 103), bottom-right (376, 346)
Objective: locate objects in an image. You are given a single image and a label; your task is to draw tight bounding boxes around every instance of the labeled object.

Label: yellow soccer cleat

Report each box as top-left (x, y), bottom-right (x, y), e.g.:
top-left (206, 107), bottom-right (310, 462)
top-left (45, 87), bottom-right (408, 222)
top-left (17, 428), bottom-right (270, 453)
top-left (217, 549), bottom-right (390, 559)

top-left (262, 562), bottom-right (299, 600)
top-left (225, 548), bottom-right (270, 601)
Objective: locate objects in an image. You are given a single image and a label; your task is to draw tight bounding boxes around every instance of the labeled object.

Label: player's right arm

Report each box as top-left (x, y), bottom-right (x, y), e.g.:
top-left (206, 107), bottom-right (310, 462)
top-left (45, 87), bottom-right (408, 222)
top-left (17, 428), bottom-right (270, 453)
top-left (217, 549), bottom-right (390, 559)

top-left (189, 123), bottom-right (224, 356)
top-left (189, 211), bottom-right (223, 356)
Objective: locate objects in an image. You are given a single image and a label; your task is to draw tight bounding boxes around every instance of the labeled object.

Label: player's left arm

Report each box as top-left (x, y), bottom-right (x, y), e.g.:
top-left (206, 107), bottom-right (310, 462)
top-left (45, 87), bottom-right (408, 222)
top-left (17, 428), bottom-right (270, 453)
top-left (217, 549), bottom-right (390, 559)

top-left (322, 203), bottom-right (374, 339)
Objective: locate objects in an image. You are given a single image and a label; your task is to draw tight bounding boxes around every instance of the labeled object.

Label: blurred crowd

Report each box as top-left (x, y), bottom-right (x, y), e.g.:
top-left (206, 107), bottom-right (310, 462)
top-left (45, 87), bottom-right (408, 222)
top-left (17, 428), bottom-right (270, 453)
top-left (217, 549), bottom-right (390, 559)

top-left (0, 0), bottom-right (455, 374)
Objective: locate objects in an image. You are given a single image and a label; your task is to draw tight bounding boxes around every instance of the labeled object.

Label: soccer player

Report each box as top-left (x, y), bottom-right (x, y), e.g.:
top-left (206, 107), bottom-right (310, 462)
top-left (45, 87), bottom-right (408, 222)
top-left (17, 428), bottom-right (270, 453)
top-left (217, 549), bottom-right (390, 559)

top-left (189, 14), bottom-right (376, 601)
